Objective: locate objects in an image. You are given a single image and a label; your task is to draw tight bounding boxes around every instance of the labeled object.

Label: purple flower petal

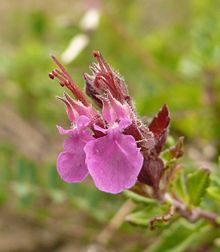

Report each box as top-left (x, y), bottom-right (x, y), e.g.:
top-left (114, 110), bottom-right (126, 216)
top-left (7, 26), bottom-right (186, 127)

top-left (75, 115), bottom-right (90, 130)
top-left (57, 151), bottom-right (89, 182)
top-left (56, 96), bottom-right (79, 122)
top-left (57, 115), bottom-right (91, 135)
top-left (64, 92), bottom-right (97, 120)
top-left (57, 125), bottom-right (74, 135)
top-left (118, 118), bottom-right (132, 131)
top-left (100, 91), bottom-right (132, 125)
top-left (84, 128), bottom-right (143, 194)
top-left (57, 116), bottom-right (94, 183)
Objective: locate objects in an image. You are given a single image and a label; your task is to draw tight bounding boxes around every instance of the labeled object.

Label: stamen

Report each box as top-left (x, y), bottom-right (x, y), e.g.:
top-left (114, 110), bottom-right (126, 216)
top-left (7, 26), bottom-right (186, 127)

top-left (48, 73), bottom-right (54, 79)
top-left (51, 55), bottom-right (73, 81)
top-left (50, 55), bottom-right (89, 106)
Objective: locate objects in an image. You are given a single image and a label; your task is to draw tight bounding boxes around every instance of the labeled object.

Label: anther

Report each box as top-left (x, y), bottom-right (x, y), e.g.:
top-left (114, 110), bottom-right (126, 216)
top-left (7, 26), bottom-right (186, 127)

top-left (49, 73), bottom-right (54, 79)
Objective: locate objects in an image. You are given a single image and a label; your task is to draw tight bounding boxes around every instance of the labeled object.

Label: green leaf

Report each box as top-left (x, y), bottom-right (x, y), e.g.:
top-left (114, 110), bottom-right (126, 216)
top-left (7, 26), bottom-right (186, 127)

top-left (126, 204), bottom-right (170, 228)
top-left (187, 169), bottom-right (210, 206)
top-left (124, 190), bottom-right (158, 205)
top-left (206, 186), bottom-right (220, 202)
top-left (126, 209), bottom-right (151, 227)
top-left (173, 170), bottom-right (189, 204)
top-left (145, 220), bottom-right (211, 252)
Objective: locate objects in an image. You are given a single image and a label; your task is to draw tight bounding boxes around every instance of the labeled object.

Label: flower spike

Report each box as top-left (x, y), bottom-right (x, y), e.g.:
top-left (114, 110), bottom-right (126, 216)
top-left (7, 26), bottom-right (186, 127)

top-left (50, 51), bottom-right (170, 194)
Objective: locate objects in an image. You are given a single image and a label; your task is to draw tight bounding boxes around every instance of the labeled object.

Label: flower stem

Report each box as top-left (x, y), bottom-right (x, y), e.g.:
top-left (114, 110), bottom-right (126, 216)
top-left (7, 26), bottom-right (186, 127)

top-left (163, 193), bottom-right (218, 226)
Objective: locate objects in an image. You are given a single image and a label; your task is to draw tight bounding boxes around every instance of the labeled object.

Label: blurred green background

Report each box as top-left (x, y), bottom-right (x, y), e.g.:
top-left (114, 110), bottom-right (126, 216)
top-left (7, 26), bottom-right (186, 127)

top-left (0, 0), bottom-right (220, 251)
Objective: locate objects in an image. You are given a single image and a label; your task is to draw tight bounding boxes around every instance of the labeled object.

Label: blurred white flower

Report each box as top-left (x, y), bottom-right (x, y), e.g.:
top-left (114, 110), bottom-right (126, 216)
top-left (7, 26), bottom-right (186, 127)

top-left (61, 34), bottom-right (89, 64)
top-left (80, 8), bottom-right (100, 31)
top-left (61, 8), bottom-right (100, 64)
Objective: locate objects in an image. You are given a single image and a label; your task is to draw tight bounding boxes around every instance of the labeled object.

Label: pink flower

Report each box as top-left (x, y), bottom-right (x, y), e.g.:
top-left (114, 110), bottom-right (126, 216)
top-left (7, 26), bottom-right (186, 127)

top-left (57, 116), bottom-right (93, 183)
top-left (85, 119), bottom-right (143, 194)
top-left (49, 51), bottom-right (170, 194)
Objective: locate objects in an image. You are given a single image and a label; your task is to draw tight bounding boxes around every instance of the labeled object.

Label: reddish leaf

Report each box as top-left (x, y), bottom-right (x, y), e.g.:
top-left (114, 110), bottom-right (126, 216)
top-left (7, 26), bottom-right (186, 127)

top-left (149, 104), bottom-right (170, 139)
top-left (149, 104), bottom-right (170, 153)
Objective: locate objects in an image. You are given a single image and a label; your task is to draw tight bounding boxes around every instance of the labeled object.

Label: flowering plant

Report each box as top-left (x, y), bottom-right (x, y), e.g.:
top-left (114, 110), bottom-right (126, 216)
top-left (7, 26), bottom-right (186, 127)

top-left (49, 51), bottom-right (219, 230)
top-left (49, 51), bottom-right (170, 195)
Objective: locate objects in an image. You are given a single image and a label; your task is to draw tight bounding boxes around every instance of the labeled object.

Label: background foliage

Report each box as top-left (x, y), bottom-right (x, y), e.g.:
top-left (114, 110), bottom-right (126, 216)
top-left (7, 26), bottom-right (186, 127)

top-left (0, 0), bottom-right (220, 251)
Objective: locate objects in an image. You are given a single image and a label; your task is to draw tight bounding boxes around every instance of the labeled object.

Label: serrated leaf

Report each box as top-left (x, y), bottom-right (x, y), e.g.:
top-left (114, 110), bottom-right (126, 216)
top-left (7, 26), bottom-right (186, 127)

top-left (187, 169), bottom-right (210, 206)
top-left (173, 170), bottom-right (189, 203)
